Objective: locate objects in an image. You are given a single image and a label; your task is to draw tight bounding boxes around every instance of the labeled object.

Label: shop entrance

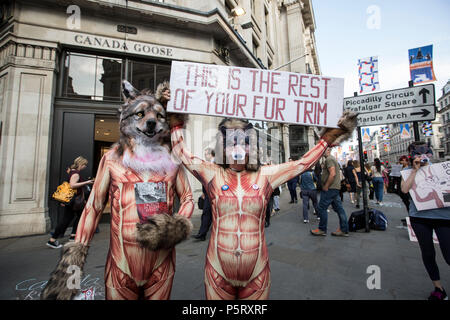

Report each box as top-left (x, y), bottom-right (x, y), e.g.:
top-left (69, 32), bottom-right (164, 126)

top-left (48, 108), bottom-right (120, 230)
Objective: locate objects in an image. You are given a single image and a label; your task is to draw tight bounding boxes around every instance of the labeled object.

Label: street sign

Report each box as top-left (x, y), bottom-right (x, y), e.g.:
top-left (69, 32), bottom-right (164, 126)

top-left (343, 84), bottom-right (435, 113)
top-left (356, 104), bottom-right (435, 126)
top-left (343, 84), bottom-right (435, 126)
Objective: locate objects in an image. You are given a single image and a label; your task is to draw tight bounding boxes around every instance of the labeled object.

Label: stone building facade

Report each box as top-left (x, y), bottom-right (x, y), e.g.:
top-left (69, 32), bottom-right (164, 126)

top-left (0, 0), bottom-right (320, 238)
top-left (437, 79), bottom-right (450, 160)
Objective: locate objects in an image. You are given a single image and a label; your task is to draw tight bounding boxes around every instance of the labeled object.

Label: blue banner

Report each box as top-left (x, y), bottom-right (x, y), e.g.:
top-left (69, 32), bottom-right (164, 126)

top-left (408, 45), bottom-right (436, 84)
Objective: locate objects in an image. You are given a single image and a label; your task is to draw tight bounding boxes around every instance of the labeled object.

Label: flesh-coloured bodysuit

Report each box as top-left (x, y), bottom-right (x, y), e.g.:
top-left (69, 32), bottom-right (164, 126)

top-left (171, 128), bottom-right (328, 299)
top-left (75, 147), bottom-right (194, 299)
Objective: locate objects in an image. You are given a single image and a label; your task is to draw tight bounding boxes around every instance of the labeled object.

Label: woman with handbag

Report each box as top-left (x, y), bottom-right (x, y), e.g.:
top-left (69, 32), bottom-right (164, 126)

top-left (47, 156), bottom-right (94, 249)
top-left (371, 158), bottom-right (386, 206)
top-left (344, 160), bottom-right (357, 204)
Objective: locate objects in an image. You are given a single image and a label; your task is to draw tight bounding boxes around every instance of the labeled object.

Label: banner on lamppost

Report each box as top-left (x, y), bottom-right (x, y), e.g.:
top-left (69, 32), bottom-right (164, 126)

top-left (358, 56), bottom-right (380, 94)
top-left (422, 121), bottom-right (433, 136)
top-left (400, 123), bottom-right (412, 139)
top-left (380, 126), bottom-right (390, 140)
top-left (362, 127), bottom-right (371, 142)
top-left (408, 45), bottom-right (436, 85)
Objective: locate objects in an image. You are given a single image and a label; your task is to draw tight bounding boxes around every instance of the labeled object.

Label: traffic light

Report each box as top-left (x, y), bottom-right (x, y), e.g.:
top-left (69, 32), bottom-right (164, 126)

top-left (363, 150), bottom-right (368, 161)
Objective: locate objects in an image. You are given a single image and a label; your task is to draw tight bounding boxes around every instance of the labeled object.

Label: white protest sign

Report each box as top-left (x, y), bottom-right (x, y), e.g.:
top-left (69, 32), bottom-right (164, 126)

top-left (389, 164), bottom-right (403, 177)
top-left (405, 217), bottom-right (439, 244)
top-left (401, 162), bottom-right (450, 211)
top-left (167, 61), bottom-right (344, 128)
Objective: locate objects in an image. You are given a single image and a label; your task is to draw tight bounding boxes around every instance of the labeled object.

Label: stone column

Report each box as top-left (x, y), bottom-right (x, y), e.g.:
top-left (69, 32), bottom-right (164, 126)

top-left (284, 0), bottom-right (305, 73)
top-left (0, 40), bottom-right (58, 238)
top-left (282, 124), bottom-right (290, 162)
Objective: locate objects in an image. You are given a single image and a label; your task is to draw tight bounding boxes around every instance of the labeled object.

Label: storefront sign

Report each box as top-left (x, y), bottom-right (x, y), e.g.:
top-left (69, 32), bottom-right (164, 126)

top-left (73, 34), bottom-right (173, 58)
top-left (167, 61), bottom-right (344, 128)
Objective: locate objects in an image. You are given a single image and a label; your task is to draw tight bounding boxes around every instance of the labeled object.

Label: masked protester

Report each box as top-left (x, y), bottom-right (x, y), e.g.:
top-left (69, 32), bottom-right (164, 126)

top-left (170, 111), bottom-right (357, 300)
top-left (401, 141), bottom-right (450, 300)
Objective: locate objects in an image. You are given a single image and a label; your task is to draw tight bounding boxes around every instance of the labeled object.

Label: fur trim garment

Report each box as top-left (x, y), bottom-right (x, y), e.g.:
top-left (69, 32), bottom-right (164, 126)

top-left (41, 242), bottom-right (89, 300)
top-left (136, 214), bottom-right (193, 251)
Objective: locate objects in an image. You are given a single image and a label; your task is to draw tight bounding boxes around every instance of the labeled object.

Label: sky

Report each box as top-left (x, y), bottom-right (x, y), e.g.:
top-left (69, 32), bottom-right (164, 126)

top-left (312, 0), bottom-right (450, 150)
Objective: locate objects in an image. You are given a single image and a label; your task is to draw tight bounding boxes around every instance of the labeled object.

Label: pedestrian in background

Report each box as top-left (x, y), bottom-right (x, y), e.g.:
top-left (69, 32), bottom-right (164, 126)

top-left (311, 148), bottom-right (349, 237)
top-left (265, 192), bottom-right (274, 228)
top-left (382, 163), bottom-right (390, 194)
top-left (272, 186), bottom-right (281, 213)
top-left (287, 156), bottom-right (299, 203)
top-left (354, 160), bottom-right (366, 209)
top-left (47, 156), bottom-right (94, 249)
top-left (395, 155), bottom-right (411, 212)
top-left (300, 168), bottom-right (319, 223)
top-left (401, 143), bottom-right (450, 300)
top-left (193, 148), bottom-right (215, 241)
top-left (344, 160), bottom-right (357, 204)
top-left (339, 166), bottom-right (347, 202)
top-left (371, 158), bottom-right (386, 206)
top-left (314, 162), bottom-right (323, 191)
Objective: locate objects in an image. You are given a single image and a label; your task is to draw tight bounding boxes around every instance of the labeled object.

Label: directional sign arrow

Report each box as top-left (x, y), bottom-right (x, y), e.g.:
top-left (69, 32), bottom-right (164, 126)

top-left (419, 88), bottom-right (430, 104)
top-left (410, 108), bottom-right (431, 118)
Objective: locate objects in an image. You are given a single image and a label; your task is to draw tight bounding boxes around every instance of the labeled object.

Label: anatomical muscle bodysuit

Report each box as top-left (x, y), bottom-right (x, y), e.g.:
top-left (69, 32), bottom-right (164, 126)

top-left (75, 149), bottom-right (193, 299)
top-left (41, 82), bottom-right (194, 300)
top-left (172, 127), bottom-right (326, 299)
top-left (170, 111), bottom-right (356, 300)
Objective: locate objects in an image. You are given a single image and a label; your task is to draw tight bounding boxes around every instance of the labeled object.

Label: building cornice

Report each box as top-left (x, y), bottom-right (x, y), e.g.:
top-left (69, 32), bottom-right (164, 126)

top-left (26, 0), bottom-right (265, 69)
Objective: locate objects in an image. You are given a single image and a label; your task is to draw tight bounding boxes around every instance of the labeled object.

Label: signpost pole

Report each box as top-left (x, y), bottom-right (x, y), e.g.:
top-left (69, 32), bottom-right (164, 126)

top-left (409, 80), bottom-right (421, 142)
top-left (354, 92), bottom-right (370, 232)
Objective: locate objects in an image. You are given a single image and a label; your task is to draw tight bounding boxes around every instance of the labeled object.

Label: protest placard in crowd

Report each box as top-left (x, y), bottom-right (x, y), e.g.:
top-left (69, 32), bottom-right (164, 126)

top-left (390, 164), bottom-right (403, 177)
top-left (401, 161), bottom-right (450, 211)
top-left (167, 61), bottom-right (345, 128)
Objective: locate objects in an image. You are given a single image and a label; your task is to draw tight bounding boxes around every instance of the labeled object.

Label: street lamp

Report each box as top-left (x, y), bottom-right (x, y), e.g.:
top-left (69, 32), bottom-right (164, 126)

top-left (231, 6), bottom-right (246, 17)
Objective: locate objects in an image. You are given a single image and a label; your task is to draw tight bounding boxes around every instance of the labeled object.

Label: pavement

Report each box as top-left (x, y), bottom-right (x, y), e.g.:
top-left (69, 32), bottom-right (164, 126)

top-left (1, 187), bottom-right (449, 300)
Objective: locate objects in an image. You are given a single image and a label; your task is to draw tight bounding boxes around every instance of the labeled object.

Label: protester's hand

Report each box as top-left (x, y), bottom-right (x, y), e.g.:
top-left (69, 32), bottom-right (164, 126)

top-left (322, 185), bottom-right (329, 192)
top-left (412, 158), bottom-right (421, 171)
top-left (168, 113), bottom-right (185, 129)
top-left (320, 111), bottom-right (357, 146)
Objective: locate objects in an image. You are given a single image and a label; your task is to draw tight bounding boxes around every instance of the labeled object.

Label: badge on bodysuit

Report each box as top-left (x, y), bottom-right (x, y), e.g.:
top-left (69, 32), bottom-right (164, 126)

top-left (134, 182), bottom-right (168, 224)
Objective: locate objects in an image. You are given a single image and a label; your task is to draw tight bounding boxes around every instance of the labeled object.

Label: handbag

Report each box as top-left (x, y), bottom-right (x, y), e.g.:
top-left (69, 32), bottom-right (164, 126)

top-left (71, 188), bottom-right (86, 211)
top-left (198, 196), bottom-right (205, 210)
top-left (52, 181), bottom-right (76, 205)
top-left (369, 184), bottom-right (375, 200)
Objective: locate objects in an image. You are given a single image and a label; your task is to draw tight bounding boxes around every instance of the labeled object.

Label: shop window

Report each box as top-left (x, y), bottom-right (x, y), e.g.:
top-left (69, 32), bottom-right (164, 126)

top-left (63, 52), bottom-right (123, 100)
top-left (154, 64), bottom-right (171, 89)
top-left (62, 51), bottom-right (171, 100)
top-left (128, 61), bottom-right (155, 92)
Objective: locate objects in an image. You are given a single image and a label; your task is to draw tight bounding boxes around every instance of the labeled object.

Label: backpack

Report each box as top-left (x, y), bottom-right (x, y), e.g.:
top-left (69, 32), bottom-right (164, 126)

top-left (369, 209), bottom-right (388, 231)
top-left (348, 210), bottom-right (367, 231)
top-left (348, 209), bottom-right (388, 231)
top-left (52, 181), bottom-right (76, 204)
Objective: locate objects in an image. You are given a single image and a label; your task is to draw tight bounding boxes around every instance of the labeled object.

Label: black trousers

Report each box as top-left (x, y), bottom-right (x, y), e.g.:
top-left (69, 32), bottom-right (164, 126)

top-left (410, 217), bottom-right (450, 282)
top-left (288, 185), bottom-right (297, 201)
top-left (197, 193), bottom-right (212, 237)
top-left (53, 204), bottom-right (82, 238)
top-left (265, 196), bottom-right (274, 224)
top-left (393, 177), bottom-right (410, 212)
